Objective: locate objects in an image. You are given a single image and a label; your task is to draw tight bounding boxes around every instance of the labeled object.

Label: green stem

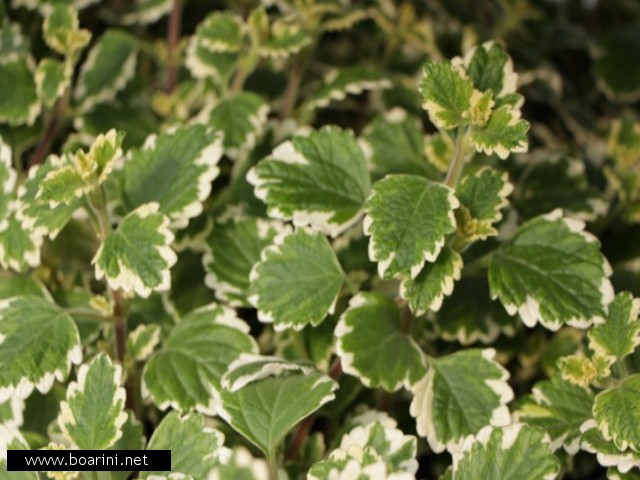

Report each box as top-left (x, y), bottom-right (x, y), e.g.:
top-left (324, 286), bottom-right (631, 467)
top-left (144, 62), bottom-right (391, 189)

top-left (268, 452), bottom-right (279, 480)
top-left (615, 359), bottom-right (629, 379)
top-left (444, 127), bottom-right (468, 188)
top-left (461, 251), bottom-right (494, 276)
top-left (166, 0), bottom-right (182, 93)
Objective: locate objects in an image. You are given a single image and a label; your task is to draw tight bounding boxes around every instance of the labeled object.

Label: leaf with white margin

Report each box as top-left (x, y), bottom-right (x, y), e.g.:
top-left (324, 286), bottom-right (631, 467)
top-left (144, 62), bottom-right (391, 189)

top-left (248, 126), bottom-right (371, 237)
top-left (401, 246), bottom-right (462, 315)
top-left (208, 446), bottom-right (269, 480)
top-left (489, 209), bottom-right (614, 331)
top-left (0, 395), bottom-right (24, 428)
top-left (141, 411), bottom-right (224, 480)
top-left (451, 424), bottom-right (560, 480)
top-left (36, 163), bottom-right (87, 208)
top-left (608, 468), bottom-right (640, 480)
top-left (359, 109), bottom-right (439, 177)
top-left (93, 203), bottom-right (177, 298)
top-left (74, 29), bottom-right (138, 112)
top-left (303, 66), bottom-right (391, 111)
top-left (589, 292), bottom-right (640, 365)
top-left (119, 125), bottom-right (222, 228)
top-left (581, 420), bottom-right (640, 474)
top-left (35, 58), bottom-right (70, 108)
top-left (58, 353), bottom-right (126, 449)
top-left (336, 292), bottom-right (426, 391)
top-left (594, 374), bottom-right (640, 452)
top-left (248, 228), bottom-right (345, 331)
top-left (515, 375), bottom-right (594, 454)
top-left (203, 216), bottom-right (287, 307)
top-left (16, 156), bottom-right (83, 239)
top-left (258, 19), bottom-right (311, 59)
top-left (219, 369), bottom-right (338, 462)
top-left (420, 60), bottom-right (473, 130)
top-left (469, 105), bottom-right (529, 159)
top-left (0, 425), bottom-right (38, 479)
top-left (120, 0), bottom-right (173, 25)
top-left (0, 296), bottom-right (81, 402)
top-left (432, 275), bottom-right (517, 345)
top-left (0, 214), bottom-right (41, 272)
top-left (207, 93), bottom-right (269, 159)
top-left (109, 412), bottom-right (146, 480)
top-left (457, 167), bottom-right (513, 225)
top-left (142, 303), bottom-right (258, 414)
top-left (221, 354), bottom-right (316, 392)
top-left (0, 59), bottom-right (41, 126)
top-left (0, 136), bottom-right (16, 225)
top-left (364, 174), bottom-right (458, 280)
top-left (126, 324), bottom-right (161, 362)
top-left (309, 416), bottom-right (418, 479)
top-left (410, 348), bottom-right (513, 453)
top-left (42, 3), bottom-right (90, 55)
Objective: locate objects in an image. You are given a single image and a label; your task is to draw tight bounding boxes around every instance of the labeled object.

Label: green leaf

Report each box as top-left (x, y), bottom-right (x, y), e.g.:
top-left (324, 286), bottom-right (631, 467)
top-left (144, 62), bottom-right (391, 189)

top-left (0, 426), bottom-right (38, 479)
top-left (207, 93), bottom-right (269, 159)
top-left (594, 374), bottom-right (640, 452)
top-left (120, 0), bottom-right (173, 25)
top-left (42, 3), bottom-right (90, 55)
top-left (457, 167), bottom-right (513, 224)
top-left (208, 446), bottom-right (269, 480)
top-left (309, 415), bottom-right (418, 479)
top-left (336, 292), bottom-right (426, 391)
top-left (258, 19), bottom-right (311, 59)
top-left (581, 421), bottom-right (640, 474)
top-left (360, 109), bottom-right (438, 177)
top-left (74, 29), bottom-right (138, 112)
top-left (589, 292), bottom-right (640, 365)
top-left (0, 136), bottom-right (16, 224)
top-left (410, 348), bottom-right (513, 453)
top-left (203, 216), bottom-right (286, 307)
top-left (0, 395), bottom-right (24, 428)
top-left (35, 59), bottom-right (70, 108)
top-left (515, 375), bottom-right (594, 453)
top-left (401, 246), bottom-right (463, 315)
top-left (109, 412), bottom-right (146, 480)
top-left (248, 126), bottom-right (371, 237)
top-left (469, 105), bottom-right (529, 159)
top-left (0, 296), bottom-right (81, 402)
top-left (451, 424), bottom-right (560, 480)
top-left (489, 209), bottom-right (614, 330)
top-left (248, 228), bottom-right (345, 331)
top-left (119, 124), bottom-right (223, 227)
top-left (36, 163), bottom-right (86, 208)
top-left (0, 214), bottom-right (42, 272)
top-left (420, 60), bottom-right (473, 130)
top-left (58, 353), bottom-right (126, 449)
top-left (303, 66), bottom-right (391, 111)
top-left (221, 354), bottom-right (317, 392)
top-left (595, 25), bottom-right (640, 102)
top-left (142, 303), bottom-right (258, 414)
top-left (458, 41), bottom-right (518, 102)
top-left (141, 411), bottom-right (224, 480)
top-left (219, 361), bottom-right (338, 460)
top-left (364, 174), bottom-right (458, 279)
top-left (0, 59), bottom-right (41, 126)
top-left (126, 324), bottom-right (161, 362)
top-left (93, 203), bottom-right (177, 298)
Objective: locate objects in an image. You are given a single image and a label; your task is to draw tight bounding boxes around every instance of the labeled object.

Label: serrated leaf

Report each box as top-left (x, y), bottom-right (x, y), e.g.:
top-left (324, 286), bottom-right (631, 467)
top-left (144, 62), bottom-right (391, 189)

top-left (203, 216), bottom-right (285, 307)
top-left (58, 353), bottom-right (126, 449)
top-left (221, 354), bottom-right (316, 392)
top-left (126, 324), bottom-right (161, 362)
top-left (119, 125), bottom-right (222, 227)
top-left (0, 212), bottom-right (41, 272)
top-left (581, 421), bottom-right (640, 474)
top-left (0, 59), bottom-right (41, 126)
top-left (0, 20), bottom-right (29, 62)
top-left (35, 59), bottom-right (70, 108)
top-left (458, 41), bottom-right (518, 102)
top-left (360, 109), bottom-right (438, 177)
top-left (309, 416), bottom-right (418, 479)
top-left (219, 365), bottom-right (338, 460)
top-left (515, 375), bottom-right (594, 453)
top-left (142, 303), bottom-right (257, 414)
top-left (589, 292), bottom-right (640, 365)
top-left (36, 164), bottom-right (86, 207)
top-left (452, 424), bottom-right (560, 480)
top-left (248, 228), bottom-right (344, 331)
top-left (364, 174), bottom-right (458, 279)
top-left (401, 246), bottom-right (462, 315)
top-left (0, 425), bottom-right (38, 479)
top-left (0, 296), bottom-right (81, 402)
top-left (457, 167), bottom-right (513, 224)
top-left (109, 412), bottom-right (146, 480)
top-left (207, 93), bottom-right (269, 158)
top-left (74, 29), bottom-right (138, 112)
top-left (304, 66), bottom-right (391, 111)
top-left (209, 446), bottom-right (269, 480)
top-left (489, 209), bottom-right (614, 330)
top-left (594, 374), bottom-right (640, 452)
top-left (469, 105), bottom-right (529, 159)
top-left (258, 19), bottom-right (311, 59)
top-left (248, 126), bottom-right (371, 237)
top-left (0, 395), bottom-right (24, 428)
top-left (336, 292), bottom-right (426, 391)
top-left (410, 348), bottom-right (513, 453)
top-left (420, 61), bottom-right (473, 130)
top-left (141, 411), bottom-right (224, 480)
top-left (42, 3), bottom-right (90, 55)
top-left (93, 203), bottom-right (177, 298)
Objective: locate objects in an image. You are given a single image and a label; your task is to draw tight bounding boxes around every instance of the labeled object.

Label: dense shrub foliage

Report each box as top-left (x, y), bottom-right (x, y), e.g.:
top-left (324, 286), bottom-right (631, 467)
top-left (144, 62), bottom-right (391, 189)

top-left (0, 0), bottom-right (639, 479)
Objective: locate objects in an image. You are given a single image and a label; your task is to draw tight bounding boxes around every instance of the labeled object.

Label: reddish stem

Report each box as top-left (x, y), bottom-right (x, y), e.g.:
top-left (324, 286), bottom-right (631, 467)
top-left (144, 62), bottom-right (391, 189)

top-left (166, 0), bottom-right (182, 93)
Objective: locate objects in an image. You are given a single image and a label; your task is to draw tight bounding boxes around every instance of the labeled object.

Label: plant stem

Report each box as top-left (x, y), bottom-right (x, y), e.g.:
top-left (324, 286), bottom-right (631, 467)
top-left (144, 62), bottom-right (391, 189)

top-left (286, 414), bottom-right (314, 460)
top-left (401, 306), bottom-right (413, 334)
top-left (279, 53), bottom-right (306, 119)
top-left (615, 359), bottom-right (629, 379)
top-left (268, 452), bottom-right (279, 480)
top-left (28, 91), bottom-right (69, 169)
top-left (166, 0), bottom-right (182, 93)
top-left (444, 127), bottom-right (468, 188)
